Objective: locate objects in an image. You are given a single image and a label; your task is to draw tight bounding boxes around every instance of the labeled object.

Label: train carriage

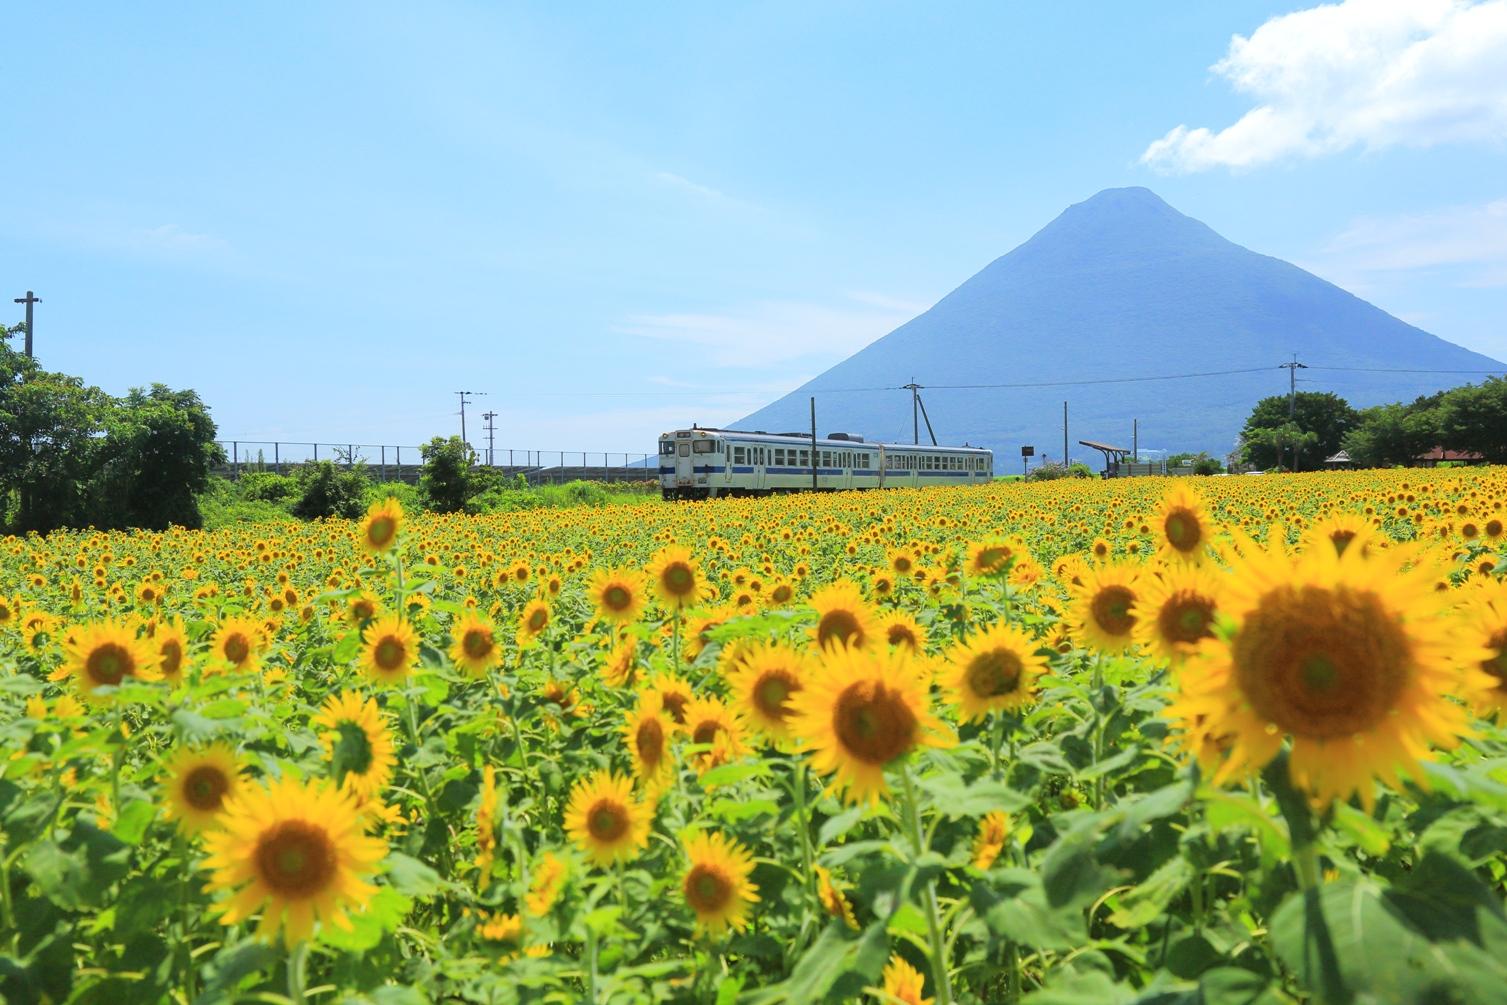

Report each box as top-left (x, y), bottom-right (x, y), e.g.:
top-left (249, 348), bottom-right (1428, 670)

top-left (658, 427), bottom-right (993, 500)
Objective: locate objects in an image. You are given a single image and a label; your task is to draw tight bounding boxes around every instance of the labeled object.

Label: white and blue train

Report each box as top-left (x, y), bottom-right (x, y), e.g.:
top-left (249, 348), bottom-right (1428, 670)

top-left (657, 427), bottom-right (994, 500)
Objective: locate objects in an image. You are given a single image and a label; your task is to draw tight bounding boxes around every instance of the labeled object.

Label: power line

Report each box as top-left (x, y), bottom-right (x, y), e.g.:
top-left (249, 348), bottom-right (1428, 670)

top-left (1306, 366), bottom-right (1505, 374)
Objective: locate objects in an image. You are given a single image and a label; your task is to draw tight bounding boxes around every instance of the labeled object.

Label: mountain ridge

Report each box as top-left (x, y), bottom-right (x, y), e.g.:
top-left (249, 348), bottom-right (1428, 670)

top-left (733, 188), bottom-right (1504, 462)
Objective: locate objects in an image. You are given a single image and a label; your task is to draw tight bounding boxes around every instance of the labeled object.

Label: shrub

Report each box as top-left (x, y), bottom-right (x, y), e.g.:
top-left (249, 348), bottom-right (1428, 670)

top-left (238, 471), bottom-right (296, 503)
top-left (419, 436), bottom-right (478, 513)
top-left (291, 460), bottom-right (369, 520)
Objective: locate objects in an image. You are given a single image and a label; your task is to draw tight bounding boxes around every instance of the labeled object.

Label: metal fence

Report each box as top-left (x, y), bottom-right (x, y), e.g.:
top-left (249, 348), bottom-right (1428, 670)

top-left (214, 441), bottom-right (655, 486)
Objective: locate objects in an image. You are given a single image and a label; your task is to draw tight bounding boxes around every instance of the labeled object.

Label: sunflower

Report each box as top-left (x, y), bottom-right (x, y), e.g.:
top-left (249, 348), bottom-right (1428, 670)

top-left (965, 539), bottom-right (1018, 577)
top-left (680, 831), bottom-right (759, 936)
top-left (162, 743), bottom-right (243, 834)
top-left (1461, 582), bottom-right (1507, 718)
top-left (971, 811), bottom-right (1010, 870)
top-left (644, 671), bottom-right (694, 725)
top-left (516, 598), bottom-right (552, 648)
top-left (150, 617), bottom-right (191, 684)
top-left (361, 615), bottom-right (418, 684)
top-left (358, 497), bottom-right (403, 555)
top-left (682, 695), bottom-right (746, 771)
top-left (880, 954), bottom-right (933, 1005)
top-left (815, 864), bottom-right (858, 930)
top-left (1069, 562), bottom-right (1142, 654)
top-left (1154, 483), bottom-right (1211, 562)
top-left (201, 775), bottom-right (387, 946)
top-left (1166, 534), bottom-right (1493, 808)
top-left (683, 606), bottom-right (736, 662)
top-left (647, 545), bottom-right (707, 610)
top-left (474, 765), bottom-right (499, 878)
top-left (564, 771), bottom-right (652, 867)
top-left (880, 611), bottom-right (928, 654)
top-left (942, 623), bottom-right (1048, 722)
top-left (313, 692), bottom-right (396, 800)
top-left (808, 580), bottom-right (880, 651)
top-left (790, 644), bottom-right (954, 804)
top-left (345, 592), bottom-right (382, 627)
top-left (887, 548), bottom-right (918, 576)
top-left (1131, 562), bottom-right (1223, 663)
top-left (1304, 512), bottom-right (1378, 558)
top-left (600, 636), bottom-right (639, 688)
top-left (724, 642), bottom-right (808, 743)
top-left (525, 851), bottom-right (569, 917)
top-left (211, 615), bottom-right (266, 675)
top-left (621, 694), bottom-right (675, 785)
top-left (57, 619), bottom-right (159, 700)
top-left (587, 568), bottom-right (646, 625)
top-left (449, 612), bottom-right (500, 676)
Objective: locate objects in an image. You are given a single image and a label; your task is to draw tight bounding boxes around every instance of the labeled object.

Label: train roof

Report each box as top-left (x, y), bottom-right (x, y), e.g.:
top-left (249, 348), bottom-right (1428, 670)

top-left (660, 427), bottom-right (991, 454)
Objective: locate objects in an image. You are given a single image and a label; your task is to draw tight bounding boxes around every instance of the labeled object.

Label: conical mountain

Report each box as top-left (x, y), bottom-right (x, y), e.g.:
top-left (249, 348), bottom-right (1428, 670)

top-left (734, 187), bottom-right (1504, 465)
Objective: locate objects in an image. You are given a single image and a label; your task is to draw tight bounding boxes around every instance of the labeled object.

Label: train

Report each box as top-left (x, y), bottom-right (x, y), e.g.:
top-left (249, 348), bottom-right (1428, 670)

top-left (657, 427), bottom-right (994, 500)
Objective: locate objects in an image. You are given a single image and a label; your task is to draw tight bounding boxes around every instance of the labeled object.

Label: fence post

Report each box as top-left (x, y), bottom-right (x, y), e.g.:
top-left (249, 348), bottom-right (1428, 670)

top-left (232, 441), bottom-right (239, 480)
top-left (274, 441), bottom-right (280, 475)
top-left (381, 445), bottom-right (387, 482)
top-left (313, 443), bottom-right (318, 462)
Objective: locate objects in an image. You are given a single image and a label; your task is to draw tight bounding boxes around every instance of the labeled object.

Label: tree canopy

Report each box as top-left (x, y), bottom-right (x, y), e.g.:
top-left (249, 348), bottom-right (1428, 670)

top-left (1239, 392), bottom-right (1357, 470)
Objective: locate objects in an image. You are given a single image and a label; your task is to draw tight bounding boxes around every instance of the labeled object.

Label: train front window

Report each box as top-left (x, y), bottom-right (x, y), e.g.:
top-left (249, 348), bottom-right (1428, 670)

top-left (693, 439), bottom-right (715, 454)
top-left (660, 442), bottom-right (674, 455)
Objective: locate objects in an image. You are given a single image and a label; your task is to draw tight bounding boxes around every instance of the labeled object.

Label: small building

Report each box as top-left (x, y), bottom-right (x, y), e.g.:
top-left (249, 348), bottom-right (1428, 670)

top-left (1323, 449), bottom-right (1354, 469)
top-left (1414, 446), bottom-right (1486, 467)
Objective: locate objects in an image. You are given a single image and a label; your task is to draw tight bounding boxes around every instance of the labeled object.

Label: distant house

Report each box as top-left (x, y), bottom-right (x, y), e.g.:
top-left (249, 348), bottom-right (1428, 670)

top-left (1414, 446), bottom-right (1486, 467)
top-left (1323, 450), bottom-right (1354, 468)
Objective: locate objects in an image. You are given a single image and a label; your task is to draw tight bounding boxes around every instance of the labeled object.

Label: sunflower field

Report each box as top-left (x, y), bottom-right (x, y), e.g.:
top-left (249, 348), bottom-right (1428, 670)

top-left (2, 469), bottom-right (1506, 1005)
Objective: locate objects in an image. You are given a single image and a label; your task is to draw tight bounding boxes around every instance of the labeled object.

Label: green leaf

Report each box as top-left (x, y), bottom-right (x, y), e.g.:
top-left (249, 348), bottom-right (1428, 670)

top-left (969, 867), bottom-right (1086, 951)
top-left (709, 798), bottom-right (780, 823)
top-left (739, 919), bottom-right (888, 1004)
top-left (1107, 855), bottom-right (1194, 930)
top-left (1040, 816), bottom-right (1120, 910)
top-left (383, 852), bottom-right (441, 897)
top-left (1329, 802), bottom-right (1390, 856)
top-left (698, 760), bottom-right (770, 788)
top-left (915, 774), bottom-right (1030, 818)
top-left (110, 800), bottom-right (157, 845)
top-left (1021, 969), bottom-right (1137, 1005)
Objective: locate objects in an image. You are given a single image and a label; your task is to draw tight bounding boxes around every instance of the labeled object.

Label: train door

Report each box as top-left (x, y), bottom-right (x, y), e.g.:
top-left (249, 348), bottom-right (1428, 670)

top-left (876, 445), bottom-right (886, 489)
top-left (674, 435), bottom-right (694, 491)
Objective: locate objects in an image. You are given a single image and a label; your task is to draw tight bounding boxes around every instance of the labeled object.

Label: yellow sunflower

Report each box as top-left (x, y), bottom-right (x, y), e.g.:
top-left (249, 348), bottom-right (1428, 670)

top-left (162, 743), bottom-right (243, 834)
top-left (880, 953), bottom-right (934, 1005)
top-left (643, 671), bottom-right (694, 725)
top-left (724, 641), bottom-right (808, 743)
top-left (201, 775), bottom-right (387, 946)
top-left (1461, 581), bottom-right (1507, 718)
top-left (525, 851), bottom-right (569, 917)
top-left (621, 693), bottom-right (675, 785)
top-left (563, 771), bottom-right (652, 867)
top-left (680, 831), bottom-right (759, 936)
top-left (151, 616), bottom-right (191, 684)
top-left (965, 538), bottom-right (1019, 577)
top-left (601, 636), bottom-right (640, 688)
top-left (880, 611), bottom-right (929, 654)
top-left (1166, 534), bottom-right (1493, 809)
top-left (942, 622), bottom-right (1048, 722)
top-left (647, 545), bottom-right (707, 610)
top-left (1069, 562), bottom-right (1142, 654)
top-left (57, 619), bottom-right (159, 700)
top-left (211, 615), bottom-right (266, 675)
top-left (345, 592), bottom-right (382, 627)
top-left (361, 615), bottom-right (419, 685)
top-left (516, 598), bottom-right (552, 648)
top-left (1154, 483), bottom-right (1211, 562)
top-left (815, 865), bottom-right (859, 930)
top-left (682, 695), bottom-right (746, 771)
top-left (587, 567), bottom-right (646, 625)
top-left (789, 644), bottom-right (954, 804)
top-left (807, 580), bottom-right (880, 651)
top-left (1303, 512), bottom-right (1379, 558)
top-left (971, 810), bottom-right (1010, 870)
top-left (313, 692), bottom-right (396, 800)
top-left (1131, 562), bottom-right (1223, 663)
top-left (358, 497), bottom-right (403, 555)
top-left (448, 612), bottom-right (500, 676)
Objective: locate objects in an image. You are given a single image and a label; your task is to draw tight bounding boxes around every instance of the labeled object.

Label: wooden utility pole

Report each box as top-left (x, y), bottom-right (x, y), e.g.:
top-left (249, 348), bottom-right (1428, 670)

top-left (810, 397), bottom-right (818, 491)
top-left (12, 291), bottom-right (40, 358)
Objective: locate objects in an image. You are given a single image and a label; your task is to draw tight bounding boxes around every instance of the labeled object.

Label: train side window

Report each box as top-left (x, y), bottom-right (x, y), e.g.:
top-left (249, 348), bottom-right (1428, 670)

top-left (733, 447), bottom-right (745, 463)
top-left (774, 448), bottom-right (785, 465)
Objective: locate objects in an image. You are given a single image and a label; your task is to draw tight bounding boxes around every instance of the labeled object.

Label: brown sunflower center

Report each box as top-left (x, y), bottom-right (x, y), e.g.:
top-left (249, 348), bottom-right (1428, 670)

top-left (527, 609), bottom-right (548, 632)
top-left (1090, 586), bottom-right (1136, 637)
top-left (661, 692), bottom-right (689, 724)
top-left (1483, 630), bottom-right (1507, 690)
top-left (602, 585), bottom-right (633, 612)
top-left (253, 819), bottom-right (337, 899)
top-left (635, 717), bottom-right (664, 767)
top-left (965, 649), bottom-right (1023, 698)
top-left (974, 547), bottom-right (1009, 572)
top-left (817, 610), bottom-right (864, 649)
top-left (374, 636), bottom-right (407, 671)
top-left (685, 865), bottom-right (733, 913)
top-left (1234, 584), bottom-right (1411, 739)
top-left (159, 639), bottom-right (184, 677)
top-left (771, 584), bottom-right (794, 604)
top-left (222, 633), bottom-right (251, 665)
top-left (86, 643), bottom-right (134, 686)
top-left (1158, 592), bottom-right (1216, 645)
top-left (587, 800), bottom-right (628, 842)
top-left (366, 516), bottom-right (397, 549)
top-left (887, 624), bottom-right (918, 649)
top-left (1164, 510), bottom-right (1201, 552)
top-left (893, 556), bottom-right (912, 573)
top-left (833, 680), bottom-right (917, 765)
top-left (1329, 529), bottom-right (1357, 555)
top-left (352, 600), bottom-right (375, 621)
top-left (692, 719), bottom-right (724, 746)
top-left (182, 765), bottom-right (230, 811)
top-left (661, 563), bottom-right (695, 597)
top-left (462, 629), bottom-right (494, 659)
top-left (753, 671), bottom-right (799, 721)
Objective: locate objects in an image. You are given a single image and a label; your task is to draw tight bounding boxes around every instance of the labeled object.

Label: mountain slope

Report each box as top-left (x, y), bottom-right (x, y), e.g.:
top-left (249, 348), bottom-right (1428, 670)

top-left (733, 188), bottom-right (1504, 465)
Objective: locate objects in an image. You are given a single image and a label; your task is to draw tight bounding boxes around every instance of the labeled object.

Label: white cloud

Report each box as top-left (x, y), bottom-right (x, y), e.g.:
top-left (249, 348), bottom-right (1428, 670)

top-left (1142, 0), bottom-right (1507, 172)
top-left (1304, 197), bottom-right (1507, 287)
top-left (616, 294), bottom-right (925, 367)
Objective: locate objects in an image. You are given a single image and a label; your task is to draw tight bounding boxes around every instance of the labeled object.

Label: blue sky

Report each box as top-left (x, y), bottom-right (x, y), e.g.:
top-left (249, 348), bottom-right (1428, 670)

top-left (5, 1), bottom-right (1505, 459)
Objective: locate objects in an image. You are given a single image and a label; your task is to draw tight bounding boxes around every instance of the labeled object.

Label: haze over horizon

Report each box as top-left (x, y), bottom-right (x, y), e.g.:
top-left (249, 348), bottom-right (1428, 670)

top-left (5, 1), bottom-right (1507, 455)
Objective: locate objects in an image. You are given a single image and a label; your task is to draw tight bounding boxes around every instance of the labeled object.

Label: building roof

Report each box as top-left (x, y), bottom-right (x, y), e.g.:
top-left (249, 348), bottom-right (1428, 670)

top-left (1078, 439), bottom-right (1129, 454)
top-left (1323, 450), bottom-right (1352, 464)
top-left (1415, 446), bottom-right (1485, 461)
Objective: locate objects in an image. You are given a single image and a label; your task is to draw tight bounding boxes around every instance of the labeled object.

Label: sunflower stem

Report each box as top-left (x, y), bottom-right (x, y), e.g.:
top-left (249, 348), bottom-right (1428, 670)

top-left (109, 705), bottom-right (125, 821)
top-left (286, 941), bottom-right (309, 1005)
top-left (0, 854), bottom-right (17, 955)
top-left (585, 925), bottom-right (600, 1003)
top-left (175, 832), bottom-right (197, 1000)
top-left (671, 610), bottom-right (681, 676)
top-left (899, 764), bottom-right (955, 1005)
top-left (792, 759), bottom-right (818, 901)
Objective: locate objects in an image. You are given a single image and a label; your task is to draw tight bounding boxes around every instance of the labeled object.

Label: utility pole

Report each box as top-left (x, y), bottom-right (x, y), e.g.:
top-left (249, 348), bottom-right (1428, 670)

top-left (1133, 419), bottom-right (1138, 464)
top-left (1278, 354), bottom-right (1308, 470)
top-left (12, 291), bottom-right (40, 359)
top-left (481, 410), bottom-right (497, 466)
top-left (903, 381), bottom-right (921, 444)
top-left (455, 391), bottom-right (487, 453)
top-left (1063, 401), bottom-right (1069, 470)
top-left (810, 397), bottom-right (818, 492)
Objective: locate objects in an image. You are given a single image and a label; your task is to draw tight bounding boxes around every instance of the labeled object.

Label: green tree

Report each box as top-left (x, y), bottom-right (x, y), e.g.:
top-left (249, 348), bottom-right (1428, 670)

top-left (291, 461), bottom-right (370, 520)
top-left (1434, 377), bottom-right (1507, 463)
top-left (1239, 392), bottom-right (1358, 470)
top-left (420, 436), bottom-right (479, 513)
top-left (90, 385), bottom-right (224, 530)
top-left (1341, 402), bottom-right (1440, 468)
